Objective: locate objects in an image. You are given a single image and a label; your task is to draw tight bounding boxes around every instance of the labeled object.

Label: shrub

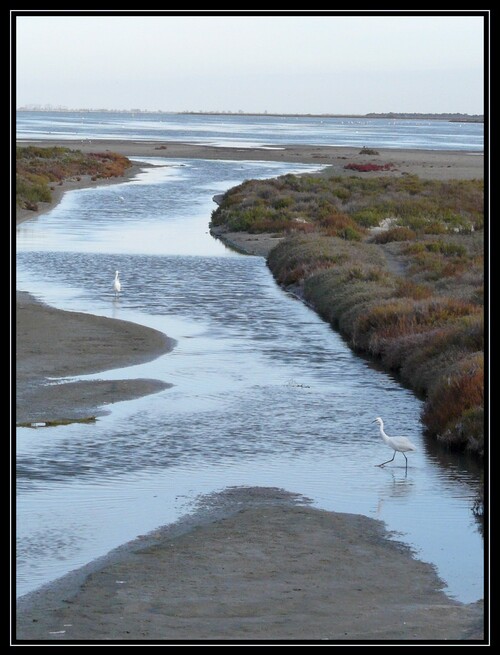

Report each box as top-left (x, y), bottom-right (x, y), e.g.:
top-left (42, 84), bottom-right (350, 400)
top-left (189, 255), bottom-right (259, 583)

top-left (319, 212), bottom-right (364, 240)
top-left (398, 174), bottom-right (426, 195)
top-left (214, 170), bottom-right (484, 454)
top-left (439, 406), bottom-right (484, 455)
top-left (372, 227), bottom-right (417, 244)
top-left (273, 196), bottom-right (294, 209)
top-left (394, 279), bottom-right (432, 300)
top-left (423, 354), bottom-right (483, 442)
top-left (351, 207), bottom-right (388, 227)
top-left (339, 226), bottom-right (363, 241)
top-left (332, 186), bottom-right (351, 201)
top-left (344, 162), bottom-right (395, 172)
top-left (426, 241), bottom-right (467, 257)
top-left (423, 221), bottom-right (448, 235)
top-left (16, 146), bottom-right (131, 213)
top-left (16, 175), bottom-right (52, 206)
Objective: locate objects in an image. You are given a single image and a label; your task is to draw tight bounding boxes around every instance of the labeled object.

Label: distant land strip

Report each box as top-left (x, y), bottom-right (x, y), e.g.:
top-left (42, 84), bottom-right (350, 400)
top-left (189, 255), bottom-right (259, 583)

top-left (16, 107), bottom-right (484, 122)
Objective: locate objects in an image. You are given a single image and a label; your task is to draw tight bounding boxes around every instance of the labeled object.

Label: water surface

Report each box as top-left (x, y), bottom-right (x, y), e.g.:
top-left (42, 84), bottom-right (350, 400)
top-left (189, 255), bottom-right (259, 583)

top-left (17, 110), bottom-right (484, 151)
top-left (16, 157), bottom-right (483, 603)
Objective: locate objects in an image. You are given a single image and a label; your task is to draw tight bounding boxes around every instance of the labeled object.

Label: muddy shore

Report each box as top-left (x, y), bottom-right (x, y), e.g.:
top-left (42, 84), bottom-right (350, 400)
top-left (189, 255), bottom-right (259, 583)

top-left (16, 291), bottom-right (174, 424)
top-left (15, 487), bottom-right (484, 643)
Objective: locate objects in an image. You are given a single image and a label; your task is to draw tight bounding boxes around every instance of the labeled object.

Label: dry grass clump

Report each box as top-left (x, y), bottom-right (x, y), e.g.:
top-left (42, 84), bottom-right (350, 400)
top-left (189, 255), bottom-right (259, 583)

top-left (423, 353), bottom-right (483, 450)
top-left (344, 162), bottom-right (395, 172)
top-left (371, 227), bottom-right (417, 244)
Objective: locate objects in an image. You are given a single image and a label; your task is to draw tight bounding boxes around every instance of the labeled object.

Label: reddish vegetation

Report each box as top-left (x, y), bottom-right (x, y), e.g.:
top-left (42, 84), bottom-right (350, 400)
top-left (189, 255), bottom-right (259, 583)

top-left (87, 152), bottom-right (132, 179)
top-left (344, 162), bottom-right (395, 172)
top-left (212, 173), bottom-right (484, 456)
top-left (16, 146), bottom-right (132, 213)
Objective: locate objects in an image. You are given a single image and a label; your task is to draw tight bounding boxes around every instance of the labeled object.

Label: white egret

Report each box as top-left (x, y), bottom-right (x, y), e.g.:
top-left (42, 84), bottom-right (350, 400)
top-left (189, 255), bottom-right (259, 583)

top-left (113, 270), bottom-right (121, 298)
top-left (373, 417), bottom-right (417, 470)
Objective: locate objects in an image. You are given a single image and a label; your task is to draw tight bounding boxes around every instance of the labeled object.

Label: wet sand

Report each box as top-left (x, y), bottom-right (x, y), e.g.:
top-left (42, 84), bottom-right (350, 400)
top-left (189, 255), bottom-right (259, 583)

top-left (16, 157), bottom-right (173, 422)
top-left (19, 139), bottom-right (484, 180)
top-left (16, 291), bottom-right (174, 424)
top-left (15, 141), bottom-right (485, 643)
top-left (15, 487), bottom-right (484, 643)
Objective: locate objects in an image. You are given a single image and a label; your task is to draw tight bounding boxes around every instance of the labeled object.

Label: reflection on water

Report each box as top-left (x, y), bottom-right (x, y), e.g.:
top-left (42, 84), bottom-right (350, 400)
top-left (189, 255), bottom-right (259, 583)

top-left (423, 438), bottom-right (485, 538)
top-left (375, 470), bottom-right (415, 518)
top-left (16, 110), bottom-right (484, 151)
top-left (16, 158), bottom-right (483, 603)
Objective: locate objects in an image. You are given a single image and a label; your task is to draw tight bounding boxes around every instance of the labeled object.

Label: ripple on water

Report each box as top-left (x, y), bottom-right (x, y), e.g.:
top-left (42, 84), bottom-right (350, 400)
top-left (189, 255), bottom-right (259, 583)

top-left (16, 156), bottom-right (483, 602)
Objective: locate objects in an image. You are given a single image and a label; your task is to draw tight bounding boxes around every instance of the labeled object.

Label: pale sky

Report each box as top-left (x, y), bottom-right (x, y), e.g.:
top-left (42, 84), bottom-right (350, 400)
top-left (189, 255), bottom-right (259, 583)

top-left (15, 13), bottom-right (485, 114)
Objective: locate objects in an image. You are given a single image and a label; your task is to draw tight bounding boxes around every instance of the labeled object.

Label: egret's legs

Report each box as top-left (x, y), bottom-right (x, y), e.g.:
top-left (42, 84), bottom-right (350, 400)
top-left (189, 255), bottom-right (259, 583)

top-left (377, 452), bottom-right (396, 467)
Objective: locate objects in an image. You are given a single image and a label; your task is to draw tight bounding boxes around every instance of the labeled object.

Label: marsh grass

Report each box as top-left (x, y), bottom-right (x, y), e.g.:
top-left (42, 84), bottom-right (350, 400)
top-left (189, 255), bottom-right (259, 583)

top-left (214, 172), bottom-right (484, 455)
top-left (212, 174), bottom-right (483, 236)
top-left (16, 146), bottom-right (131, 212)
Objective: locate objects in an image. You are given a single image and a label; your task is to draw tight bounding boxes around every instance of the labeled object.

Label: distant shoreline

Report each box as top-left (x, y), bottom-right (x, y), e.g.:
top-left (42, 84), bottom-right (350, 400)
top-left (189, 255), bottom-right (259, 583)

top-left (16, 109), bottom-right (484, 122)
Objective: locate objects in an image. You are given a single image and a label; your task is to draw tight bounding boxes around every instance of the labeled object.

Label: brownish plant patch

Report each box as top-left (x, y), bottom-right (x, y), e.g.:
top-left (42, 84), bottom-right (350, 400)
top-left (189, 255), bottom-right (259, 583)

top-left (212, 171), bottom-right (484, 455)
top-left (16, 146), bottom-right (131, 213)
top-left (372, 227), bottom-right (417, 244)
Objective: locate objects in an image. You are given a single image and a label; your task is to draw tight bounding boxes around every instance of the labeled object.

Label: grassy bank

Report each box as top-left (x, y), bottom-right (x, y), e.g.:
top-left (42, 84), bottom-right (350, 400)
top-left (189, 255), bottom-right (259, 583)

top-left (211, 172), bottom-right (484, 456)
top-left (16, 145), bottom-right (131, 213)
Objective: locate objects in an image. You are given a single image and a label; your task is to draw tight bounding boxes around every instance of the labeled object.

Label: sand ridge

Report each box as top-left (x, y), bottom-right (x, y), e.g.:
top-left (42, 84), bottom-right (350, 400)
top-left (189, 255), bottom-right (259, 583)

top-left (15, 487), bottom-right (484, 643)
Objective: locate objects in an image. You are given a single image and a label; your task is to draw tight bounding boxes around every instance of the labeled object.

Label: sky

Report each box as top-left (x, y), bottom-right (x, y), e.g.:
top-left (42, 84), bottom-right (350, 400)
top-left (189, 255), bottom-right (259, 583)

top-left (14, 13), bottom-right (485, 114)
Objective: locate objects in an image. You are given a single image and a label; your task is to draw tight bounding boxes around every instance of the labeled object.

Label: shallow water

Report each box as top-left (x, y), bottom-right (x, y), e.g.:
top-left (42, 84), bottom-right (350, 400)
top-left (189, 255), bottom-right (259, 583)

top-left (17, 110), bottom-right (484, 151)
top-left (16, 158), bottom-right (483, 603)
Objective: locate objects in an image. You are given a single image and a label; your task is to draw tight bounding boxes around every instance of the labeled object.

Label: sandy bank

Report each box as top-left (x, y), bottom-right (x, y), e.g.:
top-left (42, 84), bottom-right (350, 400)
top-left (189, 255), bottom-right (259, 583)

top-left (15, 486), bottom-right (483, 643)
top-left (18, 139), bottom-right (484, 181)
top-left (16, 291), bottom-right (175, 423)
top-left (209, 226), bottom-right (285, 257)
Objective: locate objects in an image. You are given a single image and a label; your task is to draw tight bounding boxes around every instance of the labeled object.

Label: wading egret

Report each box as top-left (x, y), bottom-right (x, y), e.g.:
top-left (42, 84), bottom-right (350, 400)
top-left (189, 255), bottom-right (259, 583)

top-left (373, 417), bottom-right (417, 470)
top-left (113, 270), bottom-right (121, 298)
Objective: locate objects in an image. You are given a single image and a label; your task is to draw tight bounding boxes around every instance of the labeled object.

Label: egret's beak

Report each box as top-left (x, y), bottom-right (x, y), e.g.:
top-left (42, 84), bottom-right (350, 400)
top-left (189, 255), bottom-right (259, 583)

top-left (372, 419), bottom-right (377, 423)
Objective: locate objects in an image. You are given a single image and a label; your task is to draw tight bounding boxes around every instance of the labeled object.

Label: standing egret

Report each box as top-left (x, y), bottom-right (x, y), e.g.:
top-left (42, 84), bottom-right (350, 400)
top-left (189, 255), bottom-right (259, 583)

top-left (113, 270), bottom-right (121, 298)
top-left (373, 417), bottom-right (417, 470)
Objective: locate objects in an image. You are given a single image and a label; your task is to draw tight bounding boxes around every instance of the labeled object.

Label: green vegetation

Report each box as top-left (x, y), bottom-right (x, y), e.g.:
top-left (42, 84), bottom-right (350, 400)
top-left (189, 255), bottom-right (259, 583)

top-left (17, 416), bottom-right (97, 428)
top-left (211, 174), bottom-right (483, 237)
top-left (16, 146), bottom-right (131, 213)
top-left (211, 173), bottom-right (484, 456)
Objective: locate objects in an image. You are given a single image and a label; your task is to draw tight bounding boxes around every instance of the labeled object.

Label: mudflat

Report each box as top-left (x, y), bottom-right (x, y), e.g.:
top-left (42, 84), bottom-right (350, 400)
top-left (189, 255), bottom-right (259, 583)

top-left (15, 487), bottom-right (484, 643)
top-left (16, 291), bottom-right (174, 424)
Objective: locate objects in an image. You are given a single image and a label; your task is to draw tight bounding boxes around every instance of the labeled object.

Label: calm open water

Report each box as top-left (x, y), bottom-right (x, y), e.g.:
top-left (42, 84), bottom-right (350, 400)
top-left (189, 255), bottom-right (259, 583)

top-left (16, 110), bottom-right (484, 151)
top-left (16, 146), bottom-right (484, 603)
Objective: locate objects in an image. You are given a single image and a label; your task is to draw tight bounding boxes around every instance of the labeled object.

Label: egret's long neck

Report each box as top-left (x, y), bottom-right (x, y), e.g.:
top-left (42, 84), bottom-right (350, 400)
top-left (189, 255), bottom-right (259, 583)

top-left (378, 423), bottom-right (390, 444)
